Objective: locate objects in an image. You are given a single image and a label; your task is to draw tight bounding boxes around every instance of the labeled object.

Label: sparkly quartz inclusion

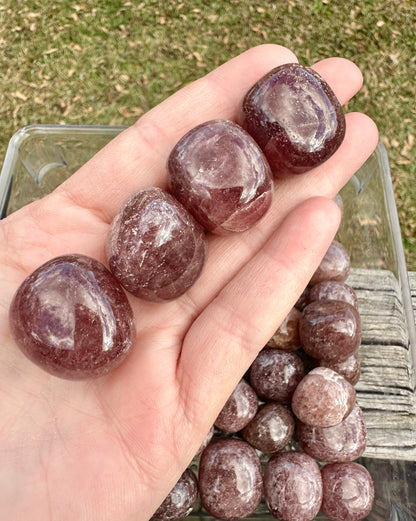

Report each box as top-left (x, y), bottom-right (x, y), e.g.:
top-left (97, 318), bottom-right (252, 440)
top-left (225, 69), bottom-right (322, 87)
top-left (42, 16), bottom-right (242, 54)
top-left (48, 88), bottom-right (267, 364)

top-left (9, 254), bottom-right (135, 379)
top-left (239, 63), bottom-right (346, 177)
top-left (167, 119), bottom-right (273, 234)
top-left (106, 187), bottom-right (207, 301)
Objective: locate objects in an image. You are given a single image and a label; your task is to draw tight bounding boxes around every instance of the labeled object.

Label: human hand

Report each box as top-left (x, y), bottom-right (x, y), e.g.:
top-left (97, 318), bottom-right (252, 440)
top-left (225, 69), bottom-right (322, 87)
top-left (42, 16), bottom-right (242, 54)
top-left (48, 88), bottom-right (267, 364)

top-left (0, 44), bottom-right (378, 520)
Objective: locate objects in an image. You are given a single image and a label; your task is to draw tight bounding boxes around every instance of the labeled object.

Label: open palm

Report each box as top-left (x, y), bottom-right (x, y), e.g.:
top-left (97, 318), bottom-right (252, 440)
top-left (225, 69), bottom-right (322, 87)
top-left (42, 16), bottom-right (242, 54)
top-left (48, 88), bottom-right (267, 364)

top-left (0, 45), bottom-right (378, 521)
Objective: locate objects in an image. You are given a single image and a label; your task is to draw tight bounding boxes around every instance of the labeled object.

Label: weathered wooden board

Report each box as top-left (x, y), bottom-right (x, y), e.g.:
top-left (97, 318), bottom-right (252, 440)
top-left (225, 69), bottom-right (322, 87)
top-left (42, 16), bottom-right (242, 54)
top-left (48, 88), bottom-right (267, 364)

top-left (348, 269), bottom-right (416, 460)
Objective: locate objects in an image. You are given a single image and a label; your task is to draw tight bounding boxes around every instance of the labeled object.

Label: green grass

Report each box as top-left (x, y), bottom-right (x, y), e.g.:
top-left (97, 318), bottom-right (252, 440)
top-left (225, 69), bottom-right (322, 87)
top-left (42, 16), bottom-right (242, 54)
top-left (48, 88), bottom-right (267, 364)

top-left (1, 0), bottom-right (415, 268)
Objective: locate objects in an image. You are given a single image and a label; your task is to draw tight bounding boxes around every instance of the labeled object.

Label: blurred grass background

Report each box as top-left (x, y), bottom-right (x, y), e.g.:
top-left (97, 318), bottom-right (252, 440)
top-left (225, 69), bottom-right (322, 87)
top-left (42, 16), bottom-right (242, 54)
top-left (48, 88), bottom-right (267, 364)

top-left (0, 0), bottom-right (415, 268)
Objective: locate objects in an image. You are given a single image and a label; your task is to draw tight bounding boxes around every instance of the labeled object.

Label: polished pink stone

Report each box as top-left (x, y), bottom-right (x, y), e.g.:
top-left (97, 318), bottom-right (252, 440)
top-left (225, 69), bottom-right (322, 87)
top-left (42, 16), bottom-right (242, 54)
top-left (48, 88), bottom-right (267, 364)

top-left (151, 469), bottom-right (198, 521)
top-left (9, 254), bottom-right (135, 379)
top-left (308, 280), bottom-right (358, 309)
top-left (214, 379), bottom-right (259, 433)
top-left (299, 300), bottom-right (361, 361)
top-left (198, 439), bottom-right (263, 520)
top-left (292, 367), bottom-right (356, 427)
top-left (264, 451), bottom-right (323, 521)
top-left (298, 403), bottom-right (367, 463)
top-left (106, 187), bottom-right (207, 301)
top-left (239, 63), bottom-right (346, 177)
top-left (242, 402), bottom-right (295, 453)
top-left (249, 348), bottom-right (304, 403)
top-left (310, 240), bottom-right (351, 284)
top-left (167, 119), bottom-right (273, 234)
top-left (318, 352), bottom-right (361, 386)
top-left (321, 462), bottom-right (374, 521)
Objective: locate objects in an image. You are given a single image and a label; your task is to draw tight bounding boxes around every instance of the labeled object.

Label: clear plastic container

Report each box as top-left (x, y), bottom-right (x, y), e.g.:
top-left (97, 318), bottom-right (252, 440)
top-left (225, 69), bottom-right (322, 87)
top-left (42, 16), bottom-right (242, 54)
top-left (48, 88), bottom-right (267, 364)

top-left (1, 124), bottom-right (415, 520)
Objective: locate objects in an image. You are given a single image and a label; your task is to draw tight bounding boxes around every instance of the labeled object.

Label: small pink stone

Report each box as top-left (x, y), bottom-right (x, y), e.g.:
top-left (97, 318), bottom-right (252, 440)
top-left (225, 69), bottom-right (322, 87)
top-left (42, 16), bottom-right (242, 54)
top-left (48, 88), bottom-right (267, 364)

top-left (321, 462), bottom-right (374, 521)
top-left (199, 439), bottom-right (263, 520)
top-left (292, 367), bottom-right (356, 427)
top-left (167, 119), bottom-right (273, 234)
top-left (264, 451), bottom-right (323, 521)
top-left (310, 240), bottom-right (351, 284)
top-left (214, 379), bottom-right (259, 433)
top-left (106, 187), bottom-right (207, 301)
top-left (267, 307), bottom-right (302, 350)
top-left (298, 404), bottom-right (367, 463)
top-left (299, 300), bottom-right (361, 362)
top-left (9, 254), bottom-right (135, 379)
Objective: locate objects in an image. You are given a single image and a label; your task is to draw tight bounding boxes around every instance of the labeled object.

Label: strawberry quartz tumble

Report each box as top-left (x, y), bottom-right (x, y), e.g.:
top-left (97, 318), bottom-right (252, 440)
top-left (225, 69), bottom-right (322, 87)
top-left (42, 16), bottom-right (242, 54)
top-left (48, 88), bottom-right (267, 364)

top-left (239, 63), bottom-right (346, 177)
top-left (167, 119), bottom-right (273, 234)
top-left (106, 187), bottom-right (207, 301)
top-left (9, 254), bottom-right (135, 379)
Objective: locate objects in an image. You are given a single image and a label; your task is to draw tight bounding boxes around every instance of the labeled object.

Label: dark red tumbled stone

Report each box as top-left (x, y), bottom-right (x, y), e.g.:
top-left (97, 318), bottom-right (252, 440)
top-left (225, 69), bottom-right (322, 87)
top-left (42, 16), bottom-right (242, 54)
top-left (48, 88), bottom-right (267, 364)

top-left (321, 462), bottom-right (374, 521)
top-left (167, 119), bottom-right (273, 234)
top-left (151, 468), bottom-right (198, 521)
top-left (264, 451), bottom-right (323, 521)
top-left (242, 402), bottom-right (295, 453)
top-left (299, 300), bottom-right (361, 361)
top-left (214, 379), bottom-right (259, 433)
top-left (198, 439), bottom-right (263, 520)
top-left (250, 348), bottom-right (304, 403)
top-left (106, 187), bottom-right (207, 301)
top-left (9, 254), bottom-right (135, 379)
top-left (239, 63), bottom-right (346, 177)
top-left (292, 367), bottom-right (356, 427)
top-left (308, 280), bottom-right (358, 309)
top-left (298, 404), bottom-right (367, 463)
top-left (318, 352), bottom-right (361, 386)
top-left (310, 240), bottom-right (350, 284)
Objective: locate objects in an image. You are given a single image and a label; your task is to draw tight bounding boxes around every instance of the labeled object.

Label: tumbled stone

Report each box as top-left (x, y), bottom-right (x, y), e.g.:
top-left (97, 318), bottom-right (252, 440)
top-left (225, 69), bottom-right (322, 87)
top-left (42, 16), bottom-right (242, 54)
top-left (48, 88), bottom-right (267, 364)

top-left (198, 439), bottom-right (262, 520)
top-left (242, 402), bottom-right (295, 453)
top-left (267, 307), bottom-right (301, 351)
top-left (250, 348), bottom-right (304, 403)
top-left (214, 379), bottom-right (259, 433)
top-left (318, 352), bottom-right (361, 386)
top-left (321, 462), bottom-right (374, 521)
top-left (106, 187), bottom-right (207, 301)
top-left (151, 469), bottom-right (198, 521)
top-left (264, 451), bottom-right (323, 521)
top-left (308, 280), bottom-right (358, 309)
top-left (239, 63), bottom-right (346, 177)
top-left (310, 240), bottom-right (350, 284)
top-left (298, 404), bottom-right (367, 463)
top-left (299, 300), bottom-right (361, 361)
top-left (167, 119), bottom-right (273, 234)
top-left (9, 254), bottom-right (135, 379)
top-left (292, 367), bottom-right (356, 427)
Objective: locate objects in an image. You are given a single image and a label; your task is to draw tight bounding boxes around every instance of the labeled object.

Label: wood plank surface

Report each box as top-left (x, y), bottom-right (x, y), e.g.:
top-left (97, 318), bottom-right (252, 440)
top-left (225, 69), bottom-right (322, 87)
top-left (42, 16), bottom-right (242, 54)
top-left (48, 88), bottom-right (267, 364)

top-left (349, 269), bottom-right (416, 460)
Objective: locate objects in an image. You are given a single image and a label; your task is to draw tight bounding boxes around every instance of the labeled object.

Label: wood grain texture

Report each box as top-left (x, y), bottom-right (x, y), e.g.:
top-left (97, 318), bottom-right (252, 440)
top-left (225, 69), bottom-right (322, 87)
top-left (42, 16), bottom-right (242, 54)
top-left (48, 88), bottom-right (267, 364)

top-left (349, 269), bottom-right (416, 460)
